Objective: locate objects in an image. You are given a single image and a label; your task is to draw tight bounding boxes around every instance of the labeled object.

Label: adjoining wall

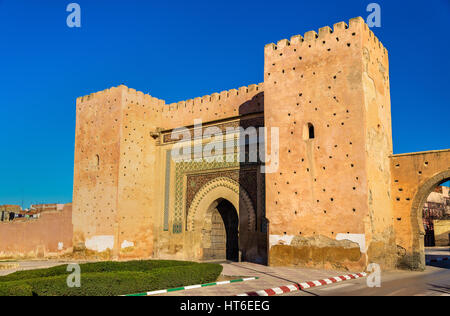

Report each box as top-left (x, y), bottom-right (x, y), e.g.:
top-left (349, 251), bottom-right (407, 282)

top-left (263, 17), bottom-right (395, 271)
top-left (160, 84), bottom-right (264, 130)
top-left (0, 204), bottom-right (73, 259)
top-left (391, 149), bottom-right (450, 270)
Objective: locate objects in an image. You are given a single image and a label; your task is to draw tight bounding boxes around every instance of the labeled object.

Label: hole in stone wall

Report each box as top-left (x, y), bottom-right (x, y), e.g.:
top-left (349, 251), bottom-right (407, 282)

top-left (308, 123), bottom-right (315, 139)
top-left (302, 123), bottom-right (315, 140)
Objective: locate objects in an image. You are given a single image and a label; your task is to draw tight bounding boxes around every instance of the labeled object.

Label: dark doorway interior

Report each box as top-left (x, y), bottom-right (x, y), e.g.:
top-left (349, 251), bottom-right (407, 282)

top-left (216, 199), bottom-right (239, 261)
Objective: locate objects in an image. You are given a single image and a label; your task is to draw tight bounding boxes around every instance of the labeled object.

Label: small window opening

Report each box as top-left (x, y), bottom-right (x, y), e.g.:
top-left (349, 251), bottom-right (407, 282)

top-left (303, 123), bottom-right (315, 140)
top-left (95, 154), bottom-right (100, 167)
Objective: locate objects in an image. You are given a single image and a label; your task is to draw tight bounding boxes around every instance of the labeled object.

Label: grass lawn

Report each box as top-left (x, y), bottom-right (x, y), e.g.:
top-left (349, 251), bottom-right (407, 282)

top-left (0, 260), bottom-right (223, 296)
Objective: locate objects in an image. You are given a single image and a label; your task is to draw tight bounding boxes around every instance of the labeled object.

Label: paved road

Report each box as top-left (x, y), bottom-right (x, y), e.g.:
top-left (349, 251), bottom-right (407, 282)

top-left (282, 261), bottom-right (450, 296)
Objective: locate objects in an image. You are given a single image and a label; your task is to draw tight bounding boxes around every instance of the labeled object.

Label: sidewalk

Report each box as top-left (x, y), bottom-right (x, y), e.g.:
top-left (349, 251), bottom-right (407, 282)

top-left (154, 262), bottom-right (362, 296)
top-left (425, 247), bottom-right (450, 265)
top-left (0, 260), bottom-right (69, 276)
top-left (425, 247), bottom-right (449, 256)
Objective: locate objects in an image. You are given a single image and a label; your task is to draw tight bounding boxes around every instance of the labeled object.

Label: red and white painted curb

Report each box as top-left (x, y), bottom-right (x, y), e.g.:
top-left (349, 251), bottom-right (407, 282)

top-left (426, 257), bottom-right (449, 264)
top-left (236, 272), bottom-right (367, 296)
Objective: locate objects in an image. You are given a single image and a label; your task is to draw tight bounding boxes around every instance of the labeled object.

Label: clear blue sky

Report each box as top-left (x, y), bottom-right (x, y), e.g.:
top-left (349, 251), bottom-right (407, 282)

top-left (0, 0), bottom-right (449, 207)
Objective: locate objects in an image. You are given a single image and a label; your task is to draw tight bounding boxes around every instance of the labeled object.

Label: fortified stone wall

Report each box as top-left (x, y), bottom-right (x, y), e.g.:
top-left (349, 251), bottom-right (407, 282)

top-left (263, 17), bottom-right (395, 270)
top-left (0, 204), bottom-right (73, 259)
top-left (71, 16), bottom-right (448, 270)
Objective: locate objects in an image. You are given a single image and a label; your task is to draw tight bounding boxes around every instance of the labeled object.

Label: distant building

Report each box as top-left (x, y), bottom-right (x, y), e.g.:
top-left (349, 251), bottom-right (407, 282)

top-left (0, 203), bottom-right (65, 222)
top-left (0, 205), bottom-right (22, 222)
top-left (423, 186), bottom-right (450, 246)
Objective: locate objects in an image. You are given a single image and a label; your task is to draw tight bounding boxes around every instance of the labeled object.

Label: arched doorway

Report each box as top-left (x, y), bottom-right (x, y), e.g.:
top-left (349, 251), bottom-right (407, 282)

top-left (411, 170), bottom-right (450, 269)
top-left (209, 199), bottom-right (239, 261)
top-left (186, 177), bottom-right (257, 262)
top-left (421, 178), bottom-right (450, 246)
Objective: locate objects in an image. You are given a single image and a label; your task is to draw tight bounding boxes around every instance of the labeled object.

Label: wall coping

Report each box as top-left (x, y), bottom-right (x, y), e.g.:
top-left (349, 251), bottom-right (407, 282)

top-left (390, 148), bottom-right (450, 158)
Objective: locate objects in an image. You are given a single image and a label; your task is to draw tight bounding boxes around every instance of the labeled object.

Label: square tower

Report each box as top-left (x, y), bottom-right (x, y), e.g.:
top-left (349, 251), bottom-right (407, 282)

top-left (73, 86), bottom-right (164, 259)
top-left (264, 17), bottom-right (396, 270)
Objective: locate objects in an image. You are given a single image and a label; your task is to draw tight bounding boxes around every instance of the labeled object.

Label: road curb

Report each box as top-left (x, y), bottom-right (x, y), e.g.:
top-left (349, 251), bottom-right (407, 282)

top-left (426, 257), bottom-right (449, 264)
top-left (124, 277), bottom-right (259, 296)
top-left (236, 272), bottom-right (367, 296)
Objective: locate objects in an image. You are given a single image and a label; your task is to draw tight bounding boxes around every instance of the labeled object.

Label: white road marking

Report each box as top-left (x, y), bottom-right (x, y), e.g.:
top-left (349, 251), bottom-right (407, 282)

top-left (273, 288), bottom-right (284, 295)
top-left (287, 285), bottom-right (298, 291)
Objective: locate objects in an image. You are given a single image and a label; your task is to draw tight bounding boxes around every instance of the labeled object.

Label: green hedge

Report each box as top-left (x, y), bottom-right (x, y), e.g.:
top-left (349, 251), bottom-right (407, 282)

top-left (0, 262), bottom-right (223, 296)
top-left (0, 282), bottom-right (33, 296)
top-left (0, 260), bottom-right (196, 283)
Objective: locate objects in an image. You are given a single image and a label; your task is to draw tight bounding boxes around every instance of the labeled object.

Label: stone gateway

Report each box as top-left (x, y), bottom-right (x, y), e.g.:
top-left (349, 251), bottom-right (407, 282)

top-left (67, 17), bottom-right (449, 270)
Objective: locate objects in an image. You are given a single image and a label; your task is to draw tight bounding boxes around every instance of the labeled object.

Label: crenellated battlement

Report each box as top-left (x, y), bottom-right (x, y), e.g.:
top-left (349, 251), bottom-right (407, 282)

top-left (76, 83), bottom-right (264, 115)
top-left (264, 17), bottom-right (387, 59)
top-left (76, 85), bottom-right (124, 104)
top-left (163, 82), bottom-right (264, 112)
top-left (76, 85), bottom-right (167, 108)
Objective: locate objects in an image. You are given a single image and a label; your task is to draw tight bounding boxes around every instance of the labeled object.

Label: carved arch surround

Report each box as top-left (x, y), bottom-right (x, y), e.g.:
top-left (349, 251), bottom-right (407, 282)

top-left (187, 177), bottom-right (256, 232)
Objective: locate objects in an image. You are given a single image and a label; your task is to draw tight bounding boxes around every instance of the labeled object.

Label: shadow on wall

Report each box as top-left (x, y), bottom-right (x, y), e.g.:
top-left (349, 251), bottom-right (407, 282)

top-left (239, 92), bottom-right (268, 265)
